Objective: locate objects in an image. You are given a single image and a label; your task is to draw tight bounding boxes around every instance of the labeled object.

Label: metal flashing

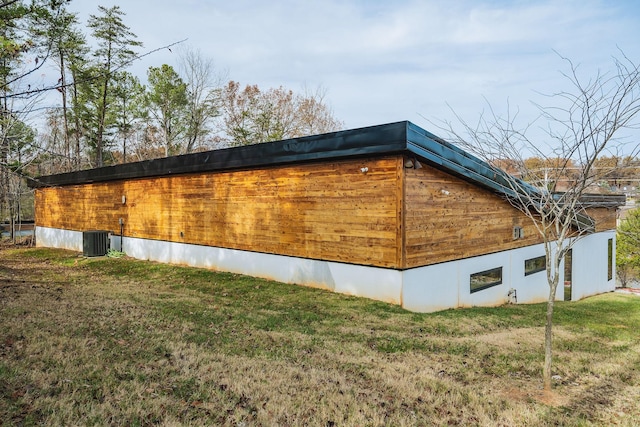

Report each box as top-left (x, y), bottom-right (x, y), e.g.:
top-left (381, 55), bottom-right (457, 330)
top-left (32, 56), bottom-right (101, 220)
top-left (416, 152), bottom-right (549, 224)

top-left (30, 121), bottom-right (410, 187)
top-left (29, 121), bottom-right (625, 217)
top-left (558, 193), bottom-right (626, 208)
top-left (404, 122), bottom-right (541, 198)
top-left (30, 121), bottom-right (536, 197)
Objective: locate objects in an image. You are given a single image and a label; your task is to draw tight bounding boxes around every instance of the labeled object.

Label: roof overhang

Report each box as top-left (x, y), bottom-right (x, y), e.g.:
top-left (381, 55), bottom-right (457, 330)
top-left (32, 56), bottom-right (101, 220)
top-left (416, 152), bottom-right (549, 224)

top-left (570, 193), bottom-right (626, 208)
top-left (28, 121), bottom-right (625, 224)
top-left (28, 121), bottom-right (539, 195)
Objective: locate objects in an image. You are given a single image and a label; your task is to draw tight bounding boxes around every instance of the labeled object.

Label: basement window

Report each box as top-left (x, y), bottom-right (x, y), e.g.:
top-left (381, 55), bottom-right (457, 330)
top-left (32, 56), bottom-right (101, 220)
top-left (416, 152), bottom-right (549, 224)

top-left (470, 267), bottom-right (503, 293)
top-left (524, 255), bottom-right (546, 276)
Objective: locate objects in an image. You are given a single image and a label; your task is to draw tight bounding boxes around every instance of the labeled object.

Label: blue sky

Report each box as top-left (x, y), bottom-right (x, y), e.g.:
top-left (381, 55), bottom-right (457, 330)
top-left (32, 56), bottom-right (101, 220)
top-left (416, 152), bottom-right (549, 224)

top-left (65, 0), bottom-right (640, 146)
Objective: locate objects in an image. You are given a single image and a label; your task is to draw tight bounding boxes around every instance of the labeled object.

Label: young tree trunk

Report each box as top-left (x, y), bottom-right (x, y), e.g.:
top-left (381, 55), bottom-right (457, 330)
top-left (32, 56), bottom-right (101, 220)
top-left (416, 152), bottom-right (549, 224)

top-left (437, 51), bottom-right (640, 394)
top-left (70, 69), bottom-right (82, 169)
top-left (1, 86), bottom-right (8, 237)
top-left (58, 50), bottom-right (71, 171)
top-left (96, 75), bottom-right (109, 167)
top-left (543, 254), bottom-right (562, 391)
top-left (9, 195), bottom-right (15, 243)
top-left (543, 289), bottom-right (555, 390)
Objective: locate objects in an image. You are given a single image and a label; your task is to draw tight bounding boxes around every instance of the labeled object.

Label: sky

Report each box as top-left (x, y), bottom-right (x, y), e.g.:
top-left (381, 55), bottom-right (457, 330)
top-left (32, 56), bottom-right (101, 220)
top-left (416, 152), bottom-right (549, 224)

top-left (62, 0), bottom-right (640, 147)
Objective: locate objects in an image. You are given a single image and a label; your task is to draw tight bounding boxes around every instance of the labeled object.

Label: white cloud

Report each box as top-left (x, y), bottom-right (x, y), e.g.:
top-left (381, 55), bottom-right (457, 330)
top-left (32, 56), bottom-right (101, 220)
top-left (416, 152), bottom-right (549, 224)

top-left (64, 0), bottom-right (640, 146)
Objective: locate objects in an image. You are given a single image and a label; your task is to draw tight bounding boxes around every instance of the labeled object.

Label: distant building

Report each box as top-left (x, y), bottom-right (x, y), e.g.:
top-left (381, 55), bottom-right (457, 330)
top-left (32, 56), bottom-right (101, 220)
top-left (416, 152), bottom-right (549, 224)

top-left (30, 122), bottom-right (623, 312)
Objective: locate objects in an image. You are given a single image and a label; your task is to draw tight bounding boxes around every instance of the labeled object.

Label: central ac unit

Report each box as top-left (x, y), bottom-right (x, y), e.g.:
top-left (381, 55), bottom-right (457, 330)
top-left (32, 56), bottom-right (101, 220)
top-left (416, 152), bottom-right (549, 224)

top-left (83, 230), bottom-right (109, 257)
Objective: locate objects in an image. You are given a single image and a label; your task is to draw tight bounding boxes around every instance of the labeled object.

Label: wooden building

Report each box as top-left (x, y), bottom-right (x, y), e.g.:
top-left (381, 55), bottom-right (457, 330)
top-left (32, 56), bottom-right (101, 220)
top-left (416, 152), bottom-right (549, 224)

top-left (30, 121), bottom-right (623, 312)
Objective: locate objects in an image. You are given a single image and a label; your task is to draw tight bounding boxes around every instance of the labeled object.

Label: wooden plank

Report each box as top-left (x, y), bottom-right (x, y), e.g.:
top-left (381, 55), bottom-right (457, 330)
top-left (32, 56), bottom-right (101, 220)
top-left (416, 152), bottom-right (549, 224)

top-left (36, 152), bottom-right (619, 273)
top-left (35, 156), bottom-right (402, 268)
top-left (402, 165), bottom-right (544, 268)
top-left (585, 207), bottom-right (617, 231)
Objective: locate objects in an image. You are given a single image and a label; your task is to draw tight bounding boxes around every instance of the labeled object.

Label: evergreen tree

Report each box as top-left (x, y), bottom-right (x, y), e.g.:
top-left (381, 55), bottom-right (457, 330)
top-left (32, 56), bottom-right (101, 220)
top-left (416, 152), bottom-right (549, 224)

top-left (31, 2), bottom-right (87, 170)
top-left (111, 71), bottom-right (144, 162)
top-left (85, 5), bottom-right (141, 166)
top-left (145, 64), bottom-right (188, 157)
top-left (618, 208), bottom-right (640, 287)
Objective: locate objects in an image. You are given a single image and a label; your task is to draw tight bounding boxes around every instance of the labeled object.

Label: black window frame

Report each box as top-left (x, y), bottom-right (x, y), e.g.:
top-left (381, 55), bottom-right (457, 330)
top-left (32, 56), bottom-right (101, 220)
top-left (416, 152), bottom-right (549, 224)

top-left (524, 255), bottom-right (546, 276)
top-left (470, 267), bottom-right (503, 293)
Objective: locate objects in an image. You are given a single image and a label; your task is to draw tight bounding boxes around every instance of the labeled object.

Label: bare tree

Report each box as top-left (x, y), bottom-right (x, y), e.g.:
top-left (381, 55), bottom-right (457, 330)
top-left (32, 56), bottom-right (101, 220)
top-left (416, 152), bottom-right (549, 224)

top-left (216, 81), bottom-right (344, 147)
top-left (296, 85), bottom-right (344, 137)
top-left (0, 95), bottom-right (40, 241)
top-left (178, 46), bottom-right (224, 153)
top-left (437, 52), bottom-right (640, 391)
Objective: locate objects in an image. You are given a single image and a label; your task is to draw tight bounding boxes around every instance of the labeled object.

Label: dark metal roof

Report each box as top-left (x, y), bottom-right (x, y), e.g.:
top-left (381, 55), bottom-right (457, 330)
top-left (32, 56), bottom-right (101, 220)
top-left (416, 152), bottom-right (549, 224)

top-left (556, 193), bottom-right (627, 208)
top-left (29, 121), bottom-right (536, 195)
top-left (30, 121), bottom-right (408, 187)
top-left (27, 121), bottom-right (626, 216)
top-left (404, 122), bottom-right (541, 199)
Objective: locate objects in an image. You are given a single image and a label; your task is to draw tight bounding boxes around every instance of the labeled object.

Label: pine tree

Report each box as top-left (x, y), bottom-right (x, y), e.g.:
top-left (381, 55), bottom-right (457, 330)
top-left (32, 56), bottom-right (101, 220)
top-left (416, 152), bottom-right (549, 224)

top-left (85, 5), bottom-right (141, 167)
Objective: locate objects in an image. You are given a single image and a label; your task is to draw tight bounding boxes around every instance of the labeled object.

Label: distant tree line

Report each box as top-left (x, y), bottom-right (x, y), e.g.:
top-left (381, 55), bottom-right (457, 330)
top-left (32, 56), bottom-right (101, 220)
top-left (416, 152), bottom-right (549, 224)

top-left (0, 1), bottom-right (343, 230)
top-left (494, 155), bottom-right (640, 193)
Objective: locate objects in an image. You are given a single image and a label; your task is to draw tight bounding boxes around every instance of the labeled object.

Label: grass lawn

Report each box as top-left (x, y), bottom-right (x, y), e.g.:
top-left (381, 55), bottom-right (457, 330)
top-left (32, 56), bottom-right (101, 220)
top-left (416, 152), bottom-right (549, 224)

top-left (1, 247), bottom-right (640, 426)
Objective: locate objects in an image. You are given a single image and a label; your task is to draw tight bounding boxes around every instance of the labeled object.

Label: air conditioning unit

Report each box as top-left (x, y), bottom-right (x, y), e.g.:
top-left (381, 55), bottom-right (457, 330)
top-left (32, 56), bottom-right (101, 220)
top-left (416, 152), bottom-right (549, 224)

top-left (83, 230), bottom-right (109, 257)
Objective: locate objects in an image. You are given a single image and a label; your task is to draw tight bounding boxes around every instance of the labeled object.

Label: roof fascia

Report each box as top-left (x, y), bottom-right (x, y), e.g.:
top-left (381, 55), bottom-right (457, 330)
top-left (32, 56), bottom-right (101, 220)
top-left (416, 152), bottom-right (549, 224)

top-left (405, 122), bottom-right (541, 199)
top-left (29, 121), bottom-right (411, 188)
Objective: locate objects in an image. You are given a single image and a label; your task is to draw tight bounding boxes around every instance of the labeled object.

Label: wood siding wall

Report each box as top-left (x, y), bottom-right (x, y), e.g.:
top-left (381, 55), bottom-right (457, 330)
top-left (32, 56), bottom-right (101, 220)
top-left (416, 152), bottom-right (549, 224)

top-left (585, 207), bottom-right (618, 232)
top-left (403, 165), bottom-right (544, 268)
top-left (35, 157), bottom-right (404, 268)
top-left (35, 154), bottom-right (620, 271)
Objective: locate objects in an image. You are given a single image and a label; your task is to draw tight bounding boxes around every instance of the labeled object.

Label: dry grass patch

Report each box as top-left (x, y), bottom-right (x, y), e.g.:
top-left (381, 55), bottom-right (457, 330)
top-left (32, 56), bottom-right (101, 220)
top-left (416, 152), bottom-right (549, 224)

top-left (2, 247), bottom-right (640, 426)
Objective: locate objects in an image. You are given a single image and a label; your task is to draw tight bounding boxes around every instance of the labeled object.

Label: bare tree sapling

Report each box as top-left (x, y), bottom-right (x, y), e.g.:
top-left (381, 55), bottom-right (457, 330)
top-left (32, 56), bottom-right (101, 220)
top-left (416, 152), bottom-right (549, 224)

top-left (438, 53), bottom-right (640, 391)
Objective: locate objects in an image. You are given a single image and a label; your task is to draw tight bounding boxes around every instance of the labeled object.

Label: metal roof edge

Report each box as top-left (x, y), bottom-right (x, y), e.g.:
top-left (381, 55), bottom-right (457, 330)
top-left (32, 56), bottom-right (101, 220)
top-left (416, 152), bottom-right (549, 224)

top-left (404, 122), bottom-right (541, 199)
top-left (403, 123), bottom-right (621, 230)
top-left (29, 121), bottom-right (411, 187)
top-left (29, 119), bottom-right (619, 233)
top-left (32, 120), bottom-right (533, 194)
top-left (32, 120), bottom-right (620, 218)
top-left (553, 192), bottom-right (627, 208)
